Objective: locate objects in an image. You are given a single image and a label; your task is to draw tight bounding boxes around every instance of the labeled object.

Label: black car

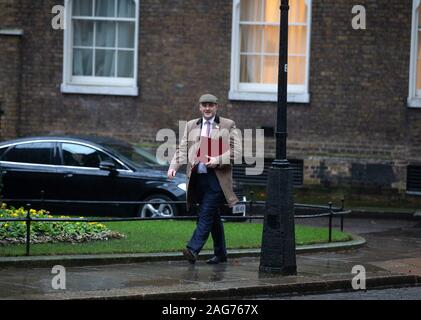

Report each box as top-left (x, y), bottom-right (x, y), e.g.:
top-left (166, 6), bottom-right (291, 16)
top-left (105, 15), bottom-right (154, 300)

top-left (0, 136), bottom-right (246, 218)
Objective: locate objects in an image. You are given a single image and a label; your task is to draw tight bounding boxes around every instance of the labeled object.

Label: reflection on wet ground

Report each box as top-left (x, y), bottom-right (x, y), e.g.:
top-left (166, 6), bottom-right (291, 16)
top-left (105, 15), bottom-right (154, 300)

top-left (0, 218), bottom-right (420, 299)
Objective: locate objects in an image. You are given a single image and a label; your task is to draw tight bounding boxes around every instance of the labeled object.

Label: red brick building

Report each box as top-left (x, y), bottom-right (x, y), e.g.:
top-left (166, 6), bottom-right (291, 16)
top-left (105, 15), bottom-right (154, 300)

top-left (1, 0), bottom-right (421, 194)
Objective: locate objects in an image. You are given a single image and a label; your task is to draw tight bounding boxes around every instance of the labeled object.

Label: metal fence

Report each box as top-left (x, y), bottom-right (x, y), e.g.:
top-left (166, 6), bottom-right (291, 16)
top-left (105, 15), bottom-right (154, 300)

top-left (0, 196), bottom-right (350, 256)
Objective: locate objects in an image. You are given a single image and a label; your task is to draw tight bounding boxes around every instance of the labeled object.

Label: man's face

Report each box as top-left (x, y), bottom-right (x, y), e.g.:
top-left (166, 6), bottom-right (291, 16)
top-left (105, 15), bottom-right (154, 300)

top-left (199, 102), bottom-right (218, 120)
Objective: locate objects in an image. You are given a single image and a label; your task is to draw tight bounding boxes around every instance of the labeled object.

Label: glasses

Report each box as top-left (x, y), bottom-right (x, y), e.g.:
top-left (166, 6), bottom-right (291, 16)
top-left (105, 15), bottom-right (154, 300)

top-left (200, 102), bottom-right (217, 108)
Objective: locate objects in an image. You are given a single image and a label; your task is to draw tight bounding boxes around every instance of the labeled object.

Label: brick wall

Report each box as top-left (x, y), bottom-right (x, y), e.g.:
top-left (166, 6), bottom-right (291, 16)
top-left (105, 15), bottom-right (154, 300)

top-left (0, 34), bottom-right (21, 140)
top-left (0, 0), bottom-right (419, 191)
top-left (0, 0), bottom-right (22, 139)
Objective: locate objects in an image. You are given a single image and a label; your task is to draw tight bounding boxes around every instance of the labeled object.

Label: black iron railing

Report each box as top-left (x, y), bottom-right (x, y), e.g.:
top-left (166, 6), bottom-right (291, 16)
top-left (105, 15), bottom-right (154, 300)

top-left (0, 196), bottom-right (350, 256)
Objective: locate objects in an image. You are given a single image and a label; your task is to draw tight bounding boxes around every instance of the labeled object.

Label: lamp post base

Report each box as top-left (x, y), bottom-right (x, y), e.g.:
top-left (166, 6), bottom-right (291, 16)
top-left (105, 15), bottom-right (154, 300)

top-left (259, 265), bottom-right (297, 275)
top-left (259, 162), bottom-right (297, 275)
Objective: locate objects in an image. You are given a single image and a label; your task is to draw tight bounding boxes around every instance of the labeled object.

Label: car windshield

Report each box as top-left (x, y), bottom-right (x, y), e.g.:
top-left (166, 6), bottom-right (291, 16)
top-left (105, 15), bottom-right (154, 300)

top-left (103, 143), bottom-right (167, 168)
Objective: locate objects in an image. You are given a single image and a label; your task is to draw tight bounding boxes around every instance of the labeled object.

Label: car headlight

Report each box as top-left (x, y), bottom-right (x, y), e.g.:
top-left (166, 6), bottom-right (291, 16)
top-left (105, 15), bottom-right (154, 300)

top-left (177, 183), bottom-right (187, 191)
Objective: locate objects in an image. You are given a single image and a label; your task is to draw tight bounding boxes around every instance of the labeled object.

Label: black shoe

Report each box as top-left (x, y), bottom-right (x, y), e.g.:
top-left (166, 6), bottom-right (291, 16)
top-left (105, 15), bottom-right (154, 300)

top-left (182, 248), bottom-right (197, 264)
top-left (206, 256), bottom-right (227, 265)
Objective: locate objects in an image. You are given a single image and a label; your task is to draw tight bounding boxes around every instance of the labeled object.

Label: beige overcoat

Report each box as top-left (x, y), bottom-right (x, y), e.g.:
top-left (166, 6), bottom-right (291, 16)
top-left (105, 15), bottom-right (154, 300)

top-left (169, 115), bottom-right (242, 210)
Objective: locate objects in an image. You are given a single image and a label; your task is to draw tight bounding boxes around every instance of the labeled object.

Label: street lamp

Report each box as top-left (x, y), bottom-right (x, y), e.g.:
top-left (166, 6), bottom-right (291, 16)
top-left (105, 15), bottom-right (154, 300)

top-left (259, 0), bottom-right (297, 275)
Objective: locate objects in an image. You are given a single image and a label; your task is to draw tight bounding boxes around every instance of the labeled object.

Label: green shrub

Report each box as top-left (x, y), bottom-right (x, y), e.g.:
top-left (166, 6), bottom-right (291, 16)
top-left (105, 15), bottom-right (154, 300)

top-left (0, 204), bottom-right (124, 244)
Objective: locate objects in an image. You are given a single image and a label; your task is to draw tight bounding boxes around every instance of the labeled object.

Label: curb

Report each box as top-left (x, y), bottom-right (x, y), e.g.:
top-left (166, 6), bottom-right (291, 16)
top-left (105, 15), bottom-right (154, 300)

top-left (98, 275), bottom-right (421, 300)
top-left (0, 235), bottom-right (366, 268)
top-left (28, 274), bottom-right (421, 300)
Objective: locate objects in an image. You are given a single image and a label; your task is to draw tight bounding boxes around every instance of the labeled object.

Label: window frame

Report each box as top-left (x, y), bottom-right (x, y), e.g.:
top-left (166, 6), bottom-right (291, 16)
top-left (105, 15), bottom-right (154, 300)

top-left (229, 0), bottom-right (312, 103)
top-left (61, 0), bottom-right (140, 96)
top-left (409, 0), bottom-right (421, 108)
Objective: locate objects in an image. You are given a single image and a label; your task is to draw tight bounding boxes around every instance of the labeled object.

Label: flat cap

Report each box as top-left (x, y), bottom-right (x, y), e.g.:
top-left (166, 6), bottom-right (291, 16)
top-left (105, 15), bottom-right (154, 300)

top-left (199, 94), bottom-right (219, 104)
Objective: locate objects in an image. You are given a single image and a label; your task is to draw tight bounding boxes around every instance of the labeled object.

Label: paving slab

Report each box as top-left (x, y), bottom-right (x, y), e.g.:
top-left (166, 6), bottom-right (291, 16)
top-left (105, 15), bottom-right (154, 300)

top-left (0, 218), bottom-right (420, 299)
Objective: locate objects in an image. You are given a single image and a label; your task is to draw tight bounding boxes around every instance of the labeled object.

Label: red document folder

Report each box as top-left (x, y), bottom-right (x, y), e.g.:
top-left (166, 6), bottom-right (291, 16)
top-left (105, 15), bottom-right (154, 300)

top-left (195, 136), bottom-right (230, 163)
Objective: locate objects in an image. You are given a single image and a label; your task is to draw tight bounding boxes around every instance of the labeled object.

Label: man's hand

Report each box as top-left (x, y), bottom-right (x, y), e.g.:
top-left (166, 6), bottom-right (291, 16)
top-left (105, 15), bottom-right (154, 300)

top-left (205, 156), bottom-right (218, 168)
top-left (167, 169), bottom-right (177, 180)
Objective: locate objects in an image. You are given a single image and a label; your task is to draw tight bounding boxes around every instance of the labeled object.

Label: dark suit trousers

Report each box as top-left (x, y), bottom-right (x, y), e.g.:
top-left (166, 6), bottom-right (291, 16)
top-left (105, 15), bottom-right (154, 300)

top-left (187, 169), bottom-right (227, 257)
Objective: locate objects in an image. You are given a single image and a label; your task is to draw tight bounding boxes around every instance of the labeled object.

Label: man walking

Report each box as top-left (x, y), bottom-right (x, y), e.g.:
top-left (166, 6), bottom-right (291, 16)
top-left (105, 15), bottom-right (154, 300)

top-left (167, 93), bottom-right (241, 264)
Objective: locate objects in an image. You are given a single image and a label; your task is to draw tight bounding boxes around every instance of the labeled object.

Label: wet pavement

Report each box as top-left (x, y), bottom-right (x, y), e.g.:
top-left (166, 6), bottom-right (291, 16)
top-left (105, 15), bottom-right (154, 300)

top-left (276, 286), bottom-right (421, 300)
top-left (0, 218), bottom-right (420, 299)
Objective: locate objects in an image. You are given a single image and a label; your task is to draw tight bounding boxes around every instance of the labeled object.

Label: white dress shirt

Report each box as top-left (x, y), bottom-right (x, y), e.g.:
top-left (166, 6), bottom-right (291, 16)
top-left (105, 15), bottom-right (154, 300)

top-left (197, 116), bottom-right (215, 174)
top-left (200, 116), bottom-right (215, 137)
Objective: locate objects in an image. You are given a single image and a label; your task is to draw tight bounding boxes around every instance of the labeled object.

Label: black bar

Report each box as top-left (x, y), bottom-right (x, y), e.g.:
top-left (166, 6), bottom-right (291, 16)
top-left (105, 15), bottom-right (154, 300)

top-left (0, 211), bottom-right (350, 223)
top-left (328, 202), bottom-right (333, 243)
top-left (23, 215), bottom-right (264, 222)
top-left (276, 0), bottom-right (290, 160)
top-left (1, 198), bottom-right (348, 211)
top-left (25, 204), bottom-right (31, 256)
top-left (249, 191), bottom-right (254, 223)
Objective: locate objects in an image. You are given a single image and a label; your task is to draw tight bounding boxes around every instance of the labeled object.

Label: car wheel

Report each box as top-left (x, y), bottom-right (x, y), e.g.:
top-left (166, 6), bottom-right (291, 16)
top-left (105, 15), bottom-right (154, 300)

top-left (138, 194), bottom-right (178, 218)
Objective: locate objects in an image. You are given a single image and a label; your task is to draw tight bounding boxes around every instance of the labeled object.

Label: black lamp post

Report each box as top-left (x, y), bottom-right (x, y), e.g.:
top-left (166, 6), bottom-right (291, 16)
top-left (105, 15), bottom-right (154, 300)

top-left (259, 0), bottom-right (297, 275)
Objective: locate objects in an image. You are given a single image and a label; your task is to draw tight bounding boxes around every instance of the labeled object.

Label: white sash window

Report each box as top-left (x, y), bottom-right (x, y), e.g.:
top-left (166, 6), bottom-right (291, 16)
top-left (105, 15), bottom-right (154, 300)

top-left (229, 0), bottom-right (311, 103)
top-left (61, 0), bottom-right (139, 96)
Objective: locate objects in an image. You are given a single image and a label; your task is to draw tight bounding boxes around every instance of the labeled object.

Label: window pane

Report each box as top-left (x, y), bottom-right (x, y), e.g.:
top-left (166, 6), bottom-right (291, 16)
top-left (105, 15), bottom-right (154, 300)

top-left (0, 147), bottom-right (8, 159)
top-left (417, 30), bottom-right (421, 92)
top-left (96, 21), bottom-right (116, 47)
top-left (73, 20), bottom-right (94, 46)
top-left (62, 143), bottom-right (100, 168)
top-left (264, 0), bottom-right (279, 23)
top-left (240, 0), bottom-right (263, 22)
top-left (95, 0), bottom-right (116, 17)
top-left (240, 55), bottom-right (262, 83)
top-left (95, 49), bottom-right (116, 77)
top-left (118, 0), bottom-right (135, 18)
top-left (288, 56), bottom-right (306, 85)
top-left (73, 49), bottom-right (93, 76)
top-left (3, 143), bottom-right (53, 165)
top-left (62, 143), bottom-right (122, 168)
top-left (73, 0), bottom-right (93, 16)
top-left (417, 61), bottom-right (421, 93)
top-left (241, 25), bottom-right (263, 53)
top-left (263, 26), bottom-right (279, 53)
top-left (419, 8), bottom-right (421, 28)
top-left (118, 22), bottom-right (135, 48)
top-left (290, 0), bottom-right (307, 24)
top-left (262, 56), bottom-right (278, 84)
top-left (417, 10), bottom-right (421, 93)
top-left (288, 26), bottom-right (307, 55)
top-left (238, 1), bottom-right (308, 86)
top-left (117, 50), bottom-right (134, 77)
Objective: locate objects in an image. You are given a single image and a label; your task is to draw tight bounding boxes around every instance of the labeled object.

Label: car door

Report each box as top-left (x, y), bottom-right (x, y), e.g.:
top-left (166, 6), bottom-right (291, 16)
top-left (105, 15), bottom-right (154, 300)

top-left (55, 142), bottom-right (135, 216)
top-left (0, 141), bottom-right (59, 209)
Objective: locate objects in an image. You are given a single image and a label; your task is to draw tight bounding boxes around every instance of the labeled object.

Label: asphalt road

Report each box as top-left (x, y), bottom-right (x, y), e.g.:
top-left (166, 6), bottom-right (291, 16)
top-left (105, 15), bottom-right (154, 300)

top-left (273, 285), bottom-right (421, 300)
top-left (253, 217), bottom-right (421, 300)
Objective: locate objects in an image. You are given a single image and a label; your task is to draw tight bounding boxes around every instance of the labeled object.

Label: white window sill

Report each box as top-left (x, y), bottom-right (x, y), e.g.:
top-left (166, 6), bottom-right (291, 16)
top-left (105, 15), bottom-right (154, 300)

top-left (0, 29), bottom-right (24, 36)
top-left (407, 97), bottom-right (421, 108)
top-left (61, 84), bottom-right (139, 96)
top-left (229, 90), bottom-right (310, 103)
